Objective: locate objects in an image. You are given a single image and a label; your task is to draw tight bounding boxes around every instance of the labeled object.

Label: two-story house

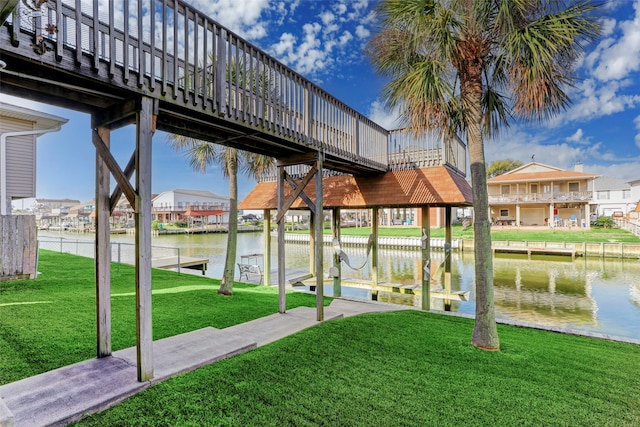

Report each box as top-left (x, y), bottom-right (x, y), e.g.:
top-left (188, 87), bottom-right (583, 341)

top-left (590, 176), bottom-right (638, 219)
top-left (487, 162), bottom-right (598, 228)
top-left (152, 189), bottom-right (230, 225)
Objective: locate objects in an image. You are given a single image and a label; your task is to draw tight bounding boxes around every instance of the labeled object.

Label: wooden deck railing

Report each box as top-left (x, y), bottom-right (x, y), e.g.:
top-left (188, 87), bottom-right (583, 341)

top-left (488, 191), bottom-right (593, 204)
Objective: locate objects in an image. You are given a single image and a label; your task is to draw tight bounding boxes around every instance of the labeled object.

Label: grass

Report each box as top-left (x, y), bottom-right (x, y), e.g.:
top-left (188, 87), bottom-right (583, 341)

top-left (320, 225), bottom-right (640, 243)
top-left (74, 312), bottom-right (640, 426)
top-left (0, 250), bottom-right (327, 385)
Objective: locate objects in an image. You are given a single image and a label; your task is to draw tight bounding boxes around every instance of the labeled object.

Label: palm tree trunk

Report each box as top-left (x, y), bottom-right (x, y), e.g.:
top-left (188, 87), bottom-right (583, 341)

top-left (463, 69), bottom-right (500, 351)
top-left (218, 150), bottom-right (238, 296)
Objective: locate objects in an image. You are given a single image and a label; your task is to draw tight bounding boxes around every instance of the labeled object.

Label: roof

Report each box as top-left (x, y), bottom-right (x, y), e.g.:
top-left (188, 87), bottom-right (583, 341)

top-left (592, 176), bottom-right (631, 191)
top-left (487, 162), bottom-right (597, 184)
top-left (0, 101), bottom-right (68, 129)
top-left (239, 166), bottom-right (473, 210)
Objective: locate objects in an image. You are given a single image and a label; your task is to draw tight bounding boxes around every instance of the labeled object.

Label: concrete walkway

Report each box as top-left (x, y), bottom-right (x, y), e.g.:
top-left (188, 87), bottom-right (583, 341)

top-left (0, 299), bottom-right (410, 427)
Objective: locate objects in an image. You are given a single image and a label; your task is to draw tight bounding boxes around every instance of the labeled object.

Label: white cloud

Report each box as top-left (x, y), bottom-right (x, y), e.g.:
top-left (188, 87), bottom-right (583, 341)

top-left (188, 0), bottom-right (271, 40)
top-left (367, 100), bottom-right (402, 130)
top-left (591, 1), bottom-right (640, 81)
top-left (566, 129), bottom-right (585, 143)
top-left (355, 25), bottom-right (370, 39)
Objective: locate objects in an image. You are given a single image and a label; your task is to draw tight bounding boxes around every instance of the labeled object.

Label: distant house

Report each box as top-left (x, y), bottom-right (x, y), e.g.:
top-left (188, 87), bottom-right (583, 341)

top-left (487, 162), bottom-right (597, 228)
top-left (33, 198), bottom-right (81, 229)
top-left (590, 176), bottom-right (638, 218)
top-left (152, 189), bottom-right (230, 225)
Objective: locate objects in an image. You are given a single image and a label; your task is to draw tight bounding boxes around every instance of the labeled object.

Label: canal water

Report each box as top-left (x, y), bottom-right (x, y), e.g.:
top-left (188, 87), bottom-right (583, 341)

top-left (39, 231), bottom-right (640, 340)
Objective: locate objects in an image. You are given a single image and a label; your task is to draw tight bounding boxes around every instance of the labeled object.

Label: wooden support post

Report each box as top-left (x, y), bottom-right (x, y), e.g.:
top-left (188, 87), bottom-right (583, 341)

top-left (332, 207), bottom-right (341, 297)
top-left (315, 155), bottom-right (324, 321)
top-left (309, 211), bottom-right (316, 276)
top-left (421, 207), bottom-right (430, 311)
top-left (95, 125), bottom-right (111, 358)
top-left (277, 165), bottom-right (286, 313)
top-left (263, 209), bottom-right (271, 287)
top-left (444, 206), bottom-right (452, 311)
top-left (135, 96), bottom-right (155, 382)
top-left (371, 207), bottom-right (379, 287)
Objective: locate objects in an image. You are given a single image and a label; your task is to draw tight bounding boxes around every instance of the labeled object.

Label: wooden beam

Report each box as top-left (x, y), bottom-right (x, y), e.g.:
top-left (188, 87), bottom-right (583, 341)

top-left (371, 207), bottom-right (379, 287)
top-left (277, 152), bottom-right (319, 167)
top-left (277, 165), bottom-right (286, 313)
top-left (135, 96), bottom-right (155, 382)
top-left (95, 126), bottom-right (112, 358)
top-left (91, 129), bottom-right (137, 208)
top-left (275, 164), bottom-right (318, 223)
top-left (332, 207), bottom-right (341, 297)
top-left (263, 209), bottom-right (271, 287)
top-left (421, 207), bottom-right (431, 311)
top-left (314, 155), bottom-right (324, 321)
top-left (91, 98), bottom-right (138, 130)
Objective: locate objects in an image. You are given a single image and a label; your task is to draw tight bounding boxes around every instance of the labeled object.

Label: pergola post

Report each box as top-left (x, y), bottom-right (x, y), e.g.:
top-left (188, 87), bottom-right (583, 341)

top-left (421, 207), bottom-right (431, 311)
top-left (332, 207), bottom-right (341, 297)
top-left (444, 206), bottom-right (453, 311)
top-left (135, 96), bottom-right (154, 382)
top-left (94, 125), bottom-right (111, 358)
top-left (315, 155), bottom-right (324, 321)
top-left (262, 209), bottom-right (271, 287)
top-left (309, 210), bottom-right (316, 276)
top-left (277, 165), bottom-right (286, 313)
top-left (371, 207), bottom-right (379, 287)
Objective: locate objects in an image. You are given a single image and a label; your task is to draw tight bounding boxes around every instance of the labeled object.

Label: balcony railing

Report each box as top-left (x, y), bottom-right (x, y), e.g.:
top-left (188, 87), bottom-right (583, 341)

top-left (489, 191), bottom-right (593, 204)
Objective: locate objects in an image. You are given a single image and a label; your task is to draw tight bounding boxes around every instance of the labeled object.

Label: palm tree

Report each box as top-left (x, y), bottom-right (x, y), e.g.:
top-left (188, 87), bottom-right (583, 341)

top-left (167, 135), bottom-right (272, 295)
top-left (368, 0), bottom-right (601, 350)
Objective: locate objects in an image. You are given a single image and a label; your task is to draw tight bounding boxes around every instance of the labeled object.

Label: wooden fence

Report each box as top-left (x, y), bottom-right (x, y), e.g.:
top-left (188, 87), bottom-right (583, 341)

top-left (0, 215), bottom-right (37, 280)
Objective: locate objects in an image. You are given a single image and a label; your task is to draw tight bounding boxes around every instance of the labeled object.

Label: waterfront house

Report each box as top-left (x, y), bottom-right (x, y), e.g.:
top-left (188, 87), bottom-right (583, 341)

top-left (487, 162), bottom-right (597, 228)
top-left (590, 176), bottom-right (638, 219)
top-left (152, 189), bottom-right (230, 226)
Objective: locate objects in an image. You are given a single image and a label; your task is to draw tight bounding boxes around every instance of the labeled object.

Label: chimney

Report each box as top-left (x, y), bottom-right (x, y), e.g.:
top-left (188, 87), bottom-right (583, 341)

top-left (574, 162), bottom-right (583, 172)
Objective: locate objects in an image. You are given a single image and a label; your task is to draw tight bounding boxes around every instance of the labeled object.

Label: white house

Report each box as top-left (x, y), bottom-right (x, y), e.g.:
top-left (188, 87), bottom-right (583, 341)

top-left (152, 189), bottom-right (230, 225)
top-left (589, 176), bottom-right (637, 218)
top-left (0, 102), bottom-right (68, 215)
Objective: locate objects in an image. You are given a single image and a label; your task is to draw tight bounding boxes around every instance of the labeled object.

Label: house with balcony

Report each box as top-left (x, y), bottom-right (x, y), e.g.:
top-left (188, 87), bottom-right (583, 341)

top-left (152, 189), bottom-right (230, 226)
top-left (487, 162), bottom-right (598, 228)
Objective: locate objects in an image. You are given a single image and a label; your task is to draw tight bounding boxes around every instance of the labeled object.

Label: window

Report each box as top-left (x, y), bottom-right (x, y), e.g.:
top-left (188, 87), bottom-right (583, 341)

top-left (568, 182), bottom-right (579, 192)
top-left (530, 184), bottom-right (538, 193)
top-left (500, 209), bottom-right (509, 217)
top-left (501, 185), bottom-right (510, 195)
top-left (622, 189), bottom-right (631, 199)
top-left (597, 190), bottom-right (610, 200)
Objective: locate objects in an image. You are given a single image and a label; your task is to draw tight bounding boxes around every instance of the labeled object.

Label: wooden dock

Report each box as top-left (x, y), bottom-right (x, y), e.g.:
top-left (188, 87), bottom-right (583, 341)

top-left (152, 256), bottom-right (209, 274)
top-left (493, 246), bottom-right (576, 260)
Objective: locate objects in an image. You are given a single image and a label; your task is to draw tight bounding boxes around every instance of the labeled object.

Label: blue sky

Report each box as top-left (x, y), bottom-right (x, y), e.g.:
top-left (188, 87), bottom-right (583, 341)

top-left (5, 0), bottom-right (640, 208)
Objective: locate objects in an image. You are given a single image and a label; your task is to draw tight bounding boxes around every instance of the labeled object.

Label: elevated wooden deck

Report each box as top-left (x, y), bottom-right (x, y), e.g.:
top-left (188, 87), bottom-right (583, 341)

top-left (0, 0), bottom-right (466, 177)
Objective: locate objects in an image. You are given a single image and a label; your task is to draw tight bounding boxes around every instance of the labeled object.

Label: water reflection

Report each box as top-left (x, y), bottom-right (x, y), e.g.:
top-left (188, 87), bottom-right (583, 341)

top-left (38, 231), bottom-right (640, 340)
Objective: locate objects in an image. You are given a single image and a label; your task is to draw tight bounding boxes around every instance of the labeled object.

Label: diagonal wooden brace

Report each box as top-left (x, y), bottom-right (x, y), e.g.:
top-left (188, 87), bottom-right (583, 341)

top-left (275, 163), bottom-right (318, 223)
top-left (109, 151), bottom-right (137, 213)
top-left (285, 172), bottom-right (316, 214)
top-left (92, 129), bottom-right (137, 208)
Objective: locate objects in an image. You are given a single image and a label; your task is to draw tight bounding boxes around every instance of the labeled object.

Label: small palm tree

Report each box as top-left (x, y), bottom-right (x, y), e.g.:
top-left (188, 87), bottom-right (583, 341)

top-left (368, 0), bottom-right (601, 350)
top-left (167, 135), bottom-right (273, 295)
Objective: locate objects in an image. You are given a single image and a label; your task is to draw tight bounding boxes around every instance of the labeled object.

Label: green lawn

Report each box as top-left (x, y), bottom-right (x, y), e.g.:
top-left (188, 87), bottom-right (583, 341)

top-left (0, 250), bottom-right (326, 385)
top-left (75, 312), bottom-right (640, 426)
top-left (4, 251), bottom-right (640, 426)
top-left (322, 225), bottom-right (640, 243)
